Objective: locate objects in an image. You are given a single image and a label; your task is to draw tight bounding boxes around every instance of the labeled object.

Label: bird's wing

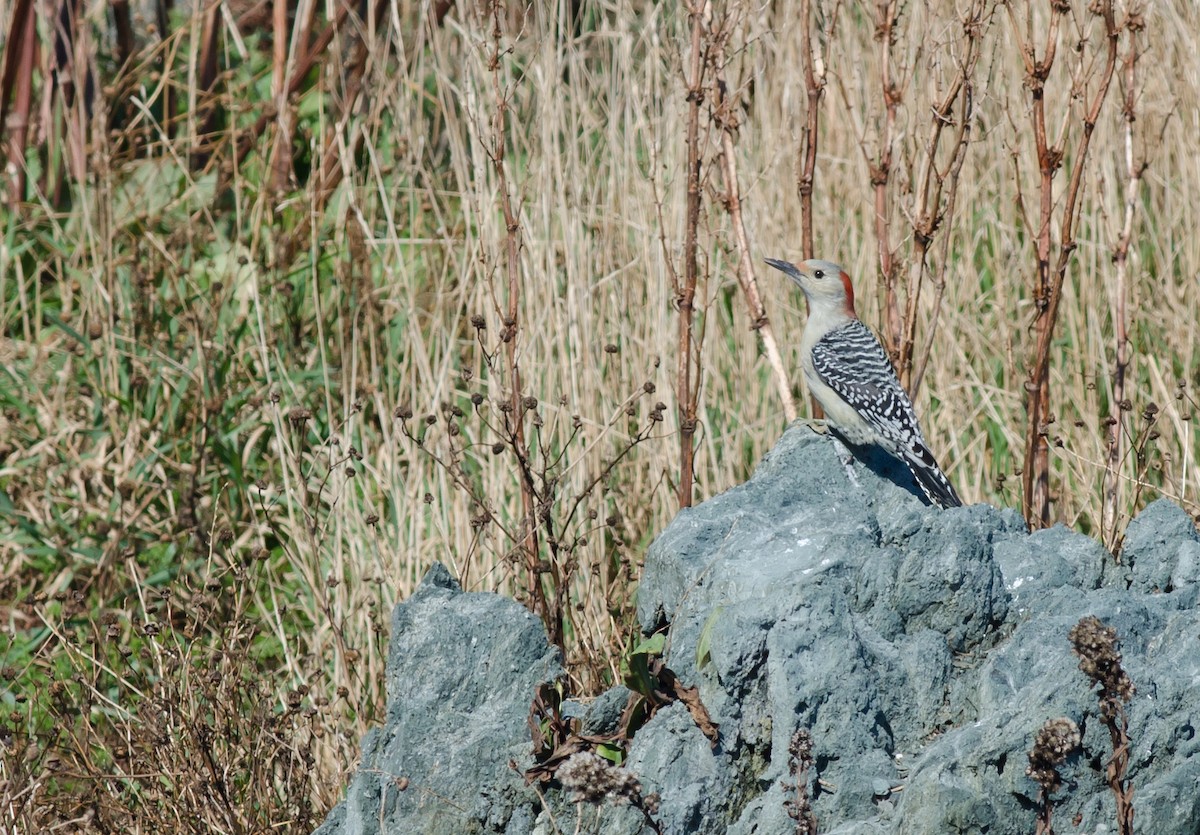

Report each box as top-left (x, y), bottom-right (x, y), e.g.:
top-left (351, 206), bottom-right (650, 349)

top-left (809, 321), bottom-right (924, 444)
top-left (811, 321), bottom-right (961, 507)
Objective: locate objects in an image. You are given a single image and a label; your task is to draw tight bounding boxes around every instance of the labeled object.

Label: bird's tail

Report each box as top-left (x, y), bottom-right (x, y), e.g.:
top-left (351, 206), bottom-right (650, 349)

top-left (904, 445), bottom-right (963, 509)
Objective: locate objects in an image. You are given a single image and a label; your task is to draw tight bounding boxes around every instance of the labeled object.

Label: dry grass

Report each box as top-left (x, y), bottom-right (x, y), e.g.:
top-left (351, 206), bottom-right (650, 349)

top-left (1, 0), bottom-right (1198, 829)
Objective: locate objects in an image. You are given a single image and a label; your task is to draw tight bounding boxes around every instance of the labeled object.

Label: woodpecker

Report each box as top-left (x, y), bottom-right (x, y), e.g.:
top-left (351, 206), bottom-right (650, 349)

top-left (764, 257), bottom-right (962, 509)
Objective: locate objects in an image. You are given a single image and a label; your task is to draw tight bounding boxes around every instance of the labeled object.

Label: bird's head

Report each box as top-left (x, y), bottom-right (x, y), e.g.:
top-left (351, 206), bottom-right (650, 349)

top-left (764, 257), bottom-right (857, 318)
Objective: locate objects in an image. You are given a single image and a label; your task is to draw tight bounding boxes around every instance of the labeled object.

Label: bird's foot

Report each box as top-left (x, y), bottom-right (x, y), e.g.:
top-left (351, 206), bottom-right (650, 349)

top-left (793, 417), bottom-right (833, 435)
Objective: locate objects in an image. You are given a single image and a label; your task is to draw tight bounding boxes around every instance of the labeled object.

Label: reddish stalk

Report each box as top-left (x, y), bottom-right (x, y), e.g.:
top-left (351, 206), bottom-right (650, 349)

top-left (712, 21), bottom-right (797, 423)
top-left (1102, 15), bottom-right (1145, 550)
top-left (905, 0), bottom-right (991, 395)
top-left (796, 0), bottom-right (829, 261)
top-left (193, 4), bottom-right (224, 169)
top-left (231, 0), bottom-right (355, 171)
top-left (0, 0), bottom-right (37, 205)
top-left (1012, 0), bottom-right (1121, 528)
top-left (676, 0), bottom-right (707, 509)
top-left (795, 0), bottom-right (837, 420)
top-left (484, 1), bottom-right (554, 644)
top-left (869, 0), bottom-right (902, 366)
top-left (270, 0), bottom-right (294, 192)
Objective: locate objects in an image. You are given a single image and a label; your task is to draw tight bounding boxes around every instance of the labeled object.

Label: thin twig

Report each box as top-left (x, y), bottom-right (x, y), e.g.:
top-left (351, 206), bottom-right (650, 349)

top-left (1017, 0), bottom-right (1121, 528)
top-left (484, 1), bottom-right (552, 644)
top-left (676, 0), bottom-right (708, 509)
top-left (1102, 13), bottom-right (1145, 550)
top-left (711, 17), bottom-right (797, 422)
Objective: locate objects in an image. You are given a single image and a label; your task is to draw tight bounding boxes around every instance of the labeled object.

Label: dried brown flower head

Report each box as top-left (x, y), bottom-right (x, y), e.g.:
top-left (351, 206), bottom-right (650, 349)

top-left (1027, 717), bottom-right (1081, 793)
top-left (1069, 616), bottom-right (1135, 716)
top-left (557, 751), bottom-right (643, 806)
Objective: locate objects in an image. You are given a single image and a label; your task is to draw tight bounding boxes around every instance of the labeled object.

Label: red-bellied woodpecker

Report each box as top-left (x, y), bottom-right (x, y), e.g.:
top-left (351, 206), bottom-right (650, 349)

top-left (764, 257), bottom-right (963, 509)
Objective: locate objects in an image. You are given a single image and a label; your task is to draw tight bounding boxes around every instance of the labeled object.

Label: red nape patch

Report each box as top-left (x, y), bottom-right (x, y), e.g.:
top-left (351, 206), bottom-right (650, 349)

top-left (840, 271), bottom-right (857, 317)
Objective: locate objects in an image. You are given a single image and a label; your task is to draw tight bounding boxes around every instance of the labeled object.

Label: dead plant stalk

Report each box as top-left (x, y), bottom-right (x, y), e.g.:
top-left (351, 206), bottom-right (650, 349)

top-left (676, 0), bottom-right (708, 509)
top-left (1102, 21), bottom-right (1145, 550)
top-left (870, 0), bottom-right (904, 370)
top-left (1012, 0), bottom-right (1121, 528)
top-left (795, 0), bottom-right (827, 262)
top-left (712, 21), bottom-right (797, 423)
top-left (906, 0), bottom-right (990, 396)
top-left (485, 2), bottom-right (555, 644)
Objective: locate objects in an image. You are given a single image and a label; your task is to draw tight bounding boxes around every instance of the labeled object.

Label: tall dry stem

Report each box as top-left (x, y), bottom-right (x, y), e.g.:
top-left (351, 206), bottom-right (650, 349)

top-left (711, 8), bottom-right (797, 423)
top-left (674, 0), bottom-right (709, 509)
top-left (0, 0), bottom-right (37, 205)
top-left (794, 0), bottom-right (837, 420)
top-left (1102, 12), bottom-right (1146, 550)
top-left (796, 0), bottom-right (832, 261)
top-left (1010, 0), bottom-right (1121, 528)
top-left (904, 0), bottom-right (992, 396)
top-left (483, 0), bottom-right (552, 642)
top-left (867, 0), bottom-right (904, 368)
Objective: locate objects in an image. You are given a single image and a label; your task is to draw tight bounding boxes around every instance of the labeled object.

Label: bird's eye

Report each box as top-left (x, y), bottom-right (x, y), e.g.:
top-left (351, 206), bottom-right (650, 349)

top-left (814, 269), bottom-right (825, 279)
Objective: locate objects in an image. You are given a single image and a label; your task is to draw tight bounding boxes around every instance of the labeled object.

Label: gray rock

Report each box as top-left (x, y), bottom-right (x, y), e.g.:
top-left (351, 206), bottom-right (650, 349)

top-left (1120, 498), bottom-right (1200, 603)
top-left (313, 563), bottom-right (563, 835)
top-left (315, 424), bottom-right (1200, 835)
top-left (617, 425), bottom-right (1200, 834)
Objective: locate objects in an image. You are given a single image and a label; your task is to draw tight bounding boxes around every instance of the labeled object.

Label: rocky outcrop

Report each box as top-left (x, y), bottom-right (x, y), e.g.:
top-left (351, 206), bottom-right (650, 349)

top-left (316, 425), bottom-right (1200, 834)
top-left (313, 563), bottom-right (563, 835)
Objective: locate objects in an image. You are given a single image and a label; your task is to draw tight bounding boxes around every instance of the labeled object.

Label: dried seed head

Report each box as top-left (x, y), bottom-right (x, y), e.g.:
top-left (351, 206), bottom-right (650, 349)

top-left (557, 751), bottom-right (643, 805)
top-left (1026, 717), bottom-right (1080, 793)
top-left (1069, 615), bottom-right (1135, 710)
top-left (788, 729), bottom-right (814, 770)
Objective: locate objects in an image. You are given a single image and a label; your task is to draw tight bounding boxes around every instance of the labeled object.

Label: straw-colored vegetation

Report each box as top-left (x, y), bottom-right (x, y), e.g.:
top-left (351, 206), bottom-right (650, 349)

top-left (1, 0), bottom-right (1197, 830)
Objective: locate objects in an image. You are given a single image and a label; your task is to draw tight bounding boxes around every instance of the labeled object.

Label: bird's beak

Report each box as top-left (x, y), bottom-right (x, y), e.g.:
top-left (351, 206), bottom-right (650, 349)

top-left (764, 257), bottom-right (802, 282)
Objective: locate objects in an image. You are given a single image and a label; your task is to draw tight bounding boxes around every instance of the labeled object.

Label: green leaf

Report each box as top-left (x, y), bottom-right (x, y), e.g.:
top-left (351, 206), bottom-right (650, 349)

top-left (596, 742), bottom-right (624, 765)
top-left (696, 606), bottom-right (723, 670)
top-left (631, 632), bottom-right (665, 658)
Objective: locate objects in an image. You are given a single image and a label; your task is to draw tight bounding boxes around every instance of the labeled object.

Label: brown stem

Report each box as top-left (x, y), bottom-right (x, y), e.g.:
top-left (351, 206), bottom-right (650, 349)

top-left (0, 0), bottom-right (37, 205)
top-left (712, 29), bottom-right (797, 423)
top-left (904, 0), bottom-right (990, 395)
top-left (280, 0), bottom-right (386, 264)
top-left (193, 3), bottom-right (224, 169)
top-left (871, 0), bottom-right (902, 365)
top-left (231, 0), bottom-right (355, 171)
top-left (1018, 0), bottom-right (1120, 528)
top-left (1102, 23), bottom-right (1142, 551)
top-left (1035, 787), bottom-right (1055, 835)
top-left (47, 0), bottom-right (89, 203)
top-left (270, 0), bottom-right (294, 192)
top-left (1104, 711), bottom-right (1135, 834)
top-left (796, 0), bottom-right (827, 260)
top-left (485, 1), bottom-right (555, 645)
top-left (677, 1), bottom-right (706, 509)
top-left (796, 0), bottom-right (836, 420)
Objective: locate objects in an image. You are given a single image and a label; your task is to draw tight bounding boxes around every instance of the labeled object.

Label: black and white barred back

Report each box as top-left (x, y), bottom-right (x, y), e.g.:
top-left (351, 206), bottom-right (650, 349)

top-left (810, 320), bottom-right (963, 508)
